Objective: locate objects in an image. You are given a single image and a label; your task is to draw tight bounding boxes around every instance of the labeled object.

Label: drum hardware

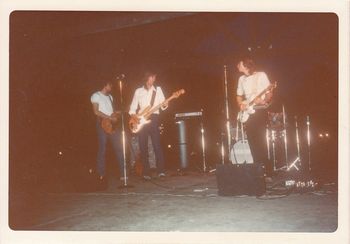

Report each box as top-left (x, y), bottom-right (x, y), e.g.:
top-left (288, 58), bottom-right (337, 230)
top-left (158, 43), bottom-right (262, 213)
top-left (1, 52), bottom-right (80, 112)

top-left (282, 105), bottom-right (288, 167)
top-left (200, 118), bottom-right (207, 172)
top-left (267, 108), bottom-right (286, 171)
top-left (230, 120), bottom-right (253, 164)
top-left (271, 130), bottom-right (278, 171)
top-left (220, 132), bottom-right (225, 164)
top-left (287, 116), bottom-right (301, 171)
top-left (266, 108), bottom-right (313, 176)
top-left (306, 116), bottom-right (311, 171)
top-left (266, 125), bottom-right (270, 160)
top-left (266, 106), bottom-right (313, 173)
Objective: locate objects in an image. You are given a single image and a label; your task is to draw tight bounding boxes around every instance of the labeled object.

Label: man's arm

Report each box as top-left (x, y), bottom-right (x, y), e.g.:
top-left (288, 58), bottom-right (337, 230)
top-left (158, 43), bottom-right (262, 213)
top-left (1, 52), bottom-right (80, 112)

top-left (129, 89), bottom-right (139, 115)
top-left (158, 87), bottom-right (168, 110)
top-left (254, 73), bottom-right (273, 105)
top-left (92, 103), bottom-right (116, 121)
top-left (236, 95), bottom-right (246, 111)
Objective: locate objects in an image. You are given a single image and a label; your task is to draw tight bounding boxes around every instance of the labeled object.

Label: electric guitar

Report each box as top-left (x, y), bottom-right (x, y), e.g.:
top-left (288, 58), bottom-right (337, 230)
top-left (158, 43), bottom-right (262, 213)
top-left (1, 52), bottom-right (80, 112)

top-left (101, 111), bottom-right (121, 134)
top-left (129, 89), bottom-right (185, 133)
top-left (237, 82), bottom-right (277, 123)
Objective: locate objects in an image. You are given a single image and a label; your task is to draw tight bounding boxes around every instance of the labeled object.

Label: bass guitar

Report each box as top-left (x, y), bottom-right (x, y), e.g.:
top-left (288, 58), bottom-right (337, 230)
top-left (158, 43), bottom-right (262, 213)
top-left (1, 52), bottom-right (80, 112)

top-left (129, 89), bottom-right (185, 133)
top-left (237, 82), bottom-right (277, 123)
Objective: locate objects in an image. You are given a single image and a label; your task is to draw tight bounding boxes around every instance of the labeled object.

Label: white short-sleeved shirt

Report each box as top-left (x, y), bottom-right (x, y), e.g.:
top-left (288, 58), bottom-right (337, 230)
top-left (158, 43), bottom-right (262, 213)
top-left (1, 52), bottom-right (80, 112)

top-left (237, 71), bottom-right (270, 102)
top-left (129, 86), bottom-right (165, 115)
top-left (90, 91), bottom-right (114, 116)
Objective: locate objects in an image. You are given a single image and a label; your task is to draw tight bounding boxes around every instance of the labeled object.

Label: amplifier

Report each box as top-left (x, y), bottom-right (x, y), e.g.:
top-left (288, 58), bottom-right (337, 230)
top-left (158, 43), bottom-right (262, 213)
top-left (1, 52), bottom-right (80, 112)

top-left (216, 164), bottom-right (266, 196)
top-left (175, 111), bottom-right (202, 119)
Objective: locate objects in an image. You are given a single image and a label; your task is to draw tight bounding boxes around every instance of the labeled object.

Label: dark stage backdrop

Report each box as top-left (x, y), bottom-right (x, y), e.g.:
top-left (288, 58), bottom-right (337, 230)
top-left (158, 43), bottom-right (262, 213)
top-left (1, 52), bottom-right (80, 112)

top-left (9, 11), bottom-right (338, 191)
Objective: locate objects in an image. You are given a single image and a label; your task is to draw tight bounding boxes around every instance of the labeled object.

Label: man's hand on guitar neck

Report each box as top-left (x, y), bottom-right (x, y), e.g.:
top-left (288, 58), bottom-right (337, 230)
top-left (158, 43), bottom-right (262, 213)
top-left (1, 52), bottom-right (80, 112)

top-left (161, 101), bottom-right (169, 110)
top-left (129, 114), bottom-right (140, 123)
top-left (253, 97), bottom-right (266, 105)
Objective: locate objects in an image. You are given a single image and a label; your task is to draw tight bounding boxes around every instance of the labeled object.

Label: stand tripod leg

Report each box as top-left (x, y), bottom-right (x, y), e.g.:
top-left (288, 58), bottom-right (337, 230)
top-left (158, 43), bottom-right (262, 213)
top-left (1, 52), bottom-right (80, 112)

top-left (200, 120), bottom-right (207, 172)
top-left (287, 157), bottom-right (300, 171)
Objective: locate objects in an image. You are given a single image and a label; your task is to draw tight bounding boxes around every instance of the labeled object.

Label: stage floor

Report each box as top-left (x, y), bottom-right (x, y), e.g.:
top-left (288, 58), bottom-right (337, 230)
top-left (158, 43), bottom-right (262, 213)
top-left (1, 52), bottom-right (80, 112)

top-left (9, 171), bottom-right (337, 232)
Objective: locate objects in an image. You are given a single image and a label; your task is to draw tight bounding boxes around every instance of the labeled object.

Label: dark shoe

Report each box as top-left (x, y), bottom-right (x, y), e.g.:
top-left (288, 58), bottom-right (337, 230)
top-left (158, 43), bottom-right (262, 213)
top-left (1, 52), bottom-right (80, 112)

top-left (97, 177), bottom-right (107, 190)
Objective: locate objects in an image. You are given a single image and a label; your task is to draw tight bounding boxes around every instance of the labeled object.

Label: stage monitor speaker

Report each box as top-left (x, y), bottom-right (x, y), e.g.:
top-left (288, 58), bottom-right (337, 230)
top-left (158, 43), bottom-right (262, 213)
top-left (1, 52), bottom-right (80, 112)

top-left (216, 164), bottom-right (266, 196)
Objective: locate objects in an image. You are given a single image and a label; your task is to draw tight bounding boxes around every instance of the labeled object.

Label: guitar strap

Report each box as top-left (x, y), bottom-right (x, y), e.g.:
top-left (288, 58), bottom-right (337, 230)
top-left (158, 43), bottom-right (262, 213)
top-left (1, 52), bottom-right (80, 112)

top-left (150, 87), bottom-right (157, 107)
top-left (107, 94), bottom-right (115, 112)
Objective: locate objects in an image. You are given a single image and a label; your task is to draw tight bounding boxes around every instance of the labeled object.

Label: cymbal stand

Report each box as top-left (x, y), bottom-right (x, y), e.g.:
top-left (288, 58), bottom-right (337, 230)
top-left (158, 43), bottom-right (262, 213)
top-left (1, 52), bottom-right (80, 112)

top-left (266, 125), bottom-right (270, 161)
top-left (282, 105), bottom-right (288, 167)
top-left (271, 130), bottom-right (278, 171)
top-left (200, 111), bottom-right (207, 172)
top-left (287, 116), bottom-right (300, 171)
top-left (306, 116), bottom-right (311, 171)
top-left (220, 132), bottom-right (225, 164)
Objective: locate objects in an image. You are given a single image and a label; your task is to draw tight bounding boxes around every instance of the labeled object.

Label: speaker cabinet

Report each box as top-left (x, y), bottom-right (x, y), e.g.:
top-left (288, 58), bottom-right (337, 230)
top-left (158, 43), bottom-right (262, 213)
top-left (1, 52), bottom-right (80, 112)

top-left (216, 164), bottom-right (266, 196)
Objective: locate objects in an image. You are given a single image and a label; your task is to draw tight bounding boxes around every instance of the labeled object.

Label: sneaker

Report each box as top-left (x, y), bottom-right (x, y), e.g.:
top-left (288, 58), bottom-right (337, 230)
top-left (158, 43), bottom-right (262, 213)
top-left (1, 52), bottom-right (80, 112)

top-left (158, 173), bottom-right (165, 178)
top-left (143, 175), bottom-right (151, 180)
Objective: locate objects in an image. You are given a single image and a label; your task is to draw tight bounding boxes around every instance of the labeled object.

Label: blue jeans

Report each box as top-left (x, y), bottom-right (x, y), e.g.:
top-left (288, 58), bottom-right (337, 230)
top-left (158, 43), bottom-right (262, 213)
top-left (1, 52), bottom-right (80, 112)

top-left (138, 114), bottom-right (165, 176)
top-left (96, 121), bottom-right (125, 177)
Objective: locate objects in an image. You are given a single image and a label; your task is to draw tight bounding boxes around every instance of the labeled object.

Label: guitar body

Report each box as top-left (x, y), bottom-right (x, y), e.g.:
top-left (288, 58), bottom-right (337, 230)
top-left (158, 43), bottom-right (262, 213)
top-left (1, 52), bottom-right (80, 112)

top-left (237, 82), bottom-right (277, 123)
top-left (129, 89), bottom-right (185, 133)
top-left (101, 118), bottom-right (117, 134)
top-left (237, 106), bottom-right (255, 123)
top-left (101, 112), bottom-right (120, 134)
top-left (129, 114), bottom-right (151, 134)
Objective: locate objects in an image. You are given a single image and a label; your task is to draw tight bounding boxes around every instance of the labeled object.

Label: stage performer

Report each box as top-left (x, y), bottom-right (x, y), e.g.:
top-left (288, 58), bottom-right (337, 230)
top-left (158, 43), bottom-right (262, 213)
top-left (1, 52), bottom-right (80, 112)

top-left (91, 79), bottom-right (125, 187)
top-left (129, 71), bottom-right (168, 180)
top-left (236, 56), bottom-right (273, 177)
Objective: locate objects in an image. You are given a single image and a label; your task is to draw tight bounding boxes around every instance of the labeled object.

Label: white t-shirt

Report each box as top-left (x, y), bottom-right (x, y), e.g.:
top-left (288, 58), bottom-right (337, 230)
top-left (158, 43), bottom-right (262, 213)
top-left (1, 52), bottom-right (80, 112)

top-left (237, 71), bottom-right (270, 102)
top-left (90, 91), bottom-right (114, 116)
top-left (129, 86), bottom-right (165, 115)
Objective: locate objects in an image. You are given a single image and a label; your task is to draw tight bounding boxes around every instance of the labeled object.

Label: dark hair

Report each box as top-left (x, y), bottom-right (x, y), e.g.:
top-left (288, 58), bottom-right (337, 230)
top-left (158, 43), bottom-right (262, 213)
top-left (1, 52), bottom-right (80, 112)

top-left (142, 71), bottom-right (157, 83)
top-left (240, 56), bottom-right (257, 75)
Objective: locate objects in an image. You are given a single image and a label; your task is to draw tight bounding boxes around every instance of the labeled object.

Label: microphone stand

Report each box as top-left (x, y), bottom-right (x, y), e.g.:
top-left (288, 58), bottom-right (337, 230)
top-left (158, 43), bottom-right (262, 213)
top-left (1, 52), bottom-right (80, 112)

top-left (223, 65), bottom-right (231, 163)
top-left (118, 78), bottom-right (134, 189)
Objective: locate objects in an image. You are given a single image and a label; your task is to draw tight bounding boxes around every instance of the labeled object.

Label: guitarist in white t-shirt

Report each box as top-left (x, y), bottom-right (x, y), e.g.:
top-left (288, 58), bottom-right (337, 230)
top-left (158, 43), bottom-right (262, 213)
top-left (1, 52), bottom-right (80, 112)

top-left (90, 80), bottom-right (125, 187)
top-left (236, 57), bottom-right (274, 178)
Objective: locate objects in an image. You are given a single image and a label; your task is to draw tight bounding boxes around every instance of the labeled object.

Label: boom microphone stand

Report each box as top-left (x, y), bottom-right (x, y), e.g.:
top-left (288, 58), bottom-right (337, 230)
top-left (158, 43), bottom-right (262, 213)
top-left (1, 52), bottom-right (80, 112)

top-left (223, 65), bottom-right (231, 163)
top-left (118, 78), bottom-right (134, 189)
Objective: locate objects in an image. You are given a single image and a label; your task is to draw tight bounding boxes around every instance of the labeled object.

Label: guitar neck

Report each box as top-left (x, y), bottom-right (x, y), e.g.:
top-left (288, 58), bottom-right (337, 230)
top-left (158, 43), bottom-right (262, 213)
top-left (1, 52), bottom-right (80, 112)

top-left (144, 95), bottom-right (176, 117)
top-left (248, 85), bottom-right (272, 106)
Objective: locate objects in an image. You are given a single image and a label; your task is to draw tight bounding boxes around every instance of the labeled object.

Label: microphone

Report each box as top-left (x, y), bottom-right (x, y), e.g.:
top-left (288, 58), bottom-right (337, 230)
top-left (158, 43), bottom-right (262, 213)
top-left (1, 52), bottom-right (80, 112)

top-left (116, 74), bottom-right (125, 80)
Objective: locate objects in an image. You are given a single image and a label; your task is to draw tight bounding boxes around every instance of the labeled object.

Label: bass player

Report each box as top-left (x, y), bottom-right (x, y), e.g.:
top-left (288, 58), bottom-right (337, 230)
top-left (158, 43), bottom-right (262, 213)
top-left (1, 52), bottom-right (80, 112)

top-left (91, 79), bottom-right (125, 186)
top-left (236, 56), bottom-right (274, 178)
top-left (129, 71), bottom-right (168, 180)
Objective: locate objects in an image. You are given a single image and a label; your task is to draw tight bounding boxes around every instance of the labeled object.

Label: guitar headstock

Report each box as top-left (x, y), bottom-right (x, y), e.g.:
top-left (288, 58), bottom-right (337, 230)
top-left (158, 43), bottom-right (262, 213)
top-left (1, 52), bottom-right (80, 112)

top-left (172, 89), bottom-right (185, 98)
